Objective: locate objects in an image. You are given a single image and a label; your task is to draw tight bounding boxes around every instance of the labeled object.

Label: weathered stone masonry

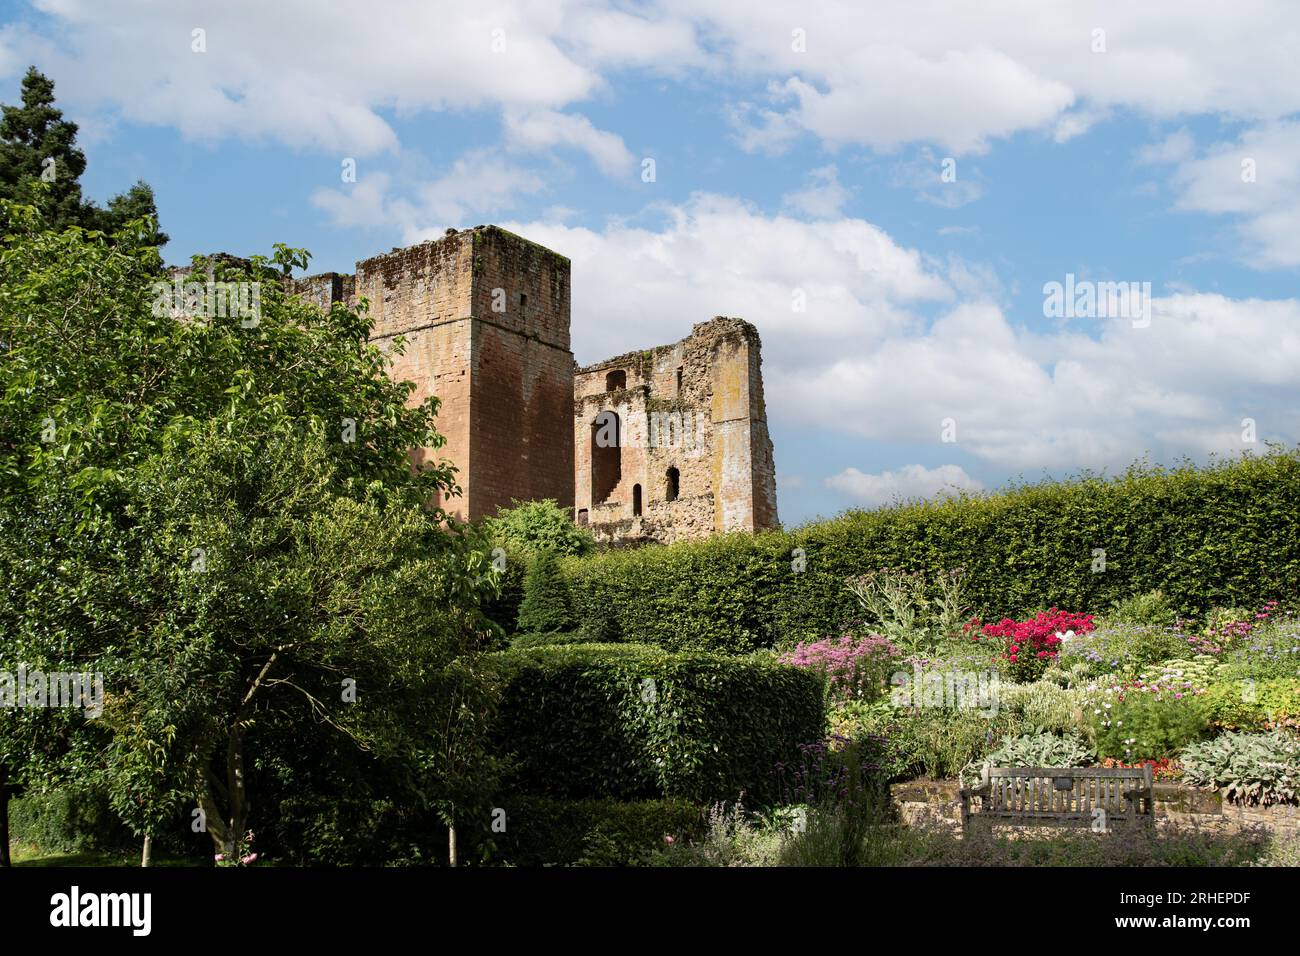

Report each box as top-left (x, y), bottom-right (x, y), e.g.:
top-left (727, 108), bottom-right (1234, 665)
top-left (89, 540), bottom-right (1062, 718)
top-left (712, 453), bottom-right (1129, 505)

top-left (284, 226), bottom-right (777, 542)
top-left (574, 318), bottom-right (779, 545)
top-left (292, 226), bottom-right (574, 522)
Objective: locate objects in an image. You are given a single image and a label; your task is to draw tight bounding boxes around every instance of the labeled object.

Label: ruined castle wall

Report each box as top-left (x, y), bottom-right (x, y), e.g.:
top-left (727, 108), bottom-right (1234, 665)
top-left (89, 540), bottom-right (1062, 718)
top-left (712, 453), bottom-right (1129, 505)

top-left (574, 317), bottom-right (778, 545)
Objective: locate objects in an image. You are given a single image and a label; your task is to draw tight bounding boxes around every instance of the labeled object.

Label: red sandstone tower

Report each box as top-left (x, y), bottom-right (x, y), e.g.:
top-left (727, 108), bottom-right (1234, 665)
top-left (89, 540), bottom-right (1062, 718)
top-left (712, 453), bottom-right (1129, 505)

top-left (301, 226), bottom-right (575, 521)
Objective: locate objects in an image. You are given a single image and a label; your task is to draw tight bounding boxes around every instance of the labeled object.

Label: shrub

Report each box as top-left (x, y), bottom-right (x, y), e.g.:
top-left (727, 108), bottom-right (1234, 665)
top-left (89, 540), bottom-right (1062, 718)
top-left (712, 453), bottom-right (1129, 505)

top-left (1106, 589), bottom-right (1177, 627)
top-left (8, 785), bottom-right (134, 854)
top-left (1180, 730), bottom-right (1300, 805)
top-left (490, 644), bottom-right (826, 805)
top-left (484, 499), bottom-right (594, 557)
top-left (509, 631), bottom-right (609, 650)
top-left (1058, 622), bottom-right (1196, 678)
top-left (966, 608), bottom-right (1095, 682)
top-left (844, 567), bottom-right (969, 657)
top-left (877, 704), bottom-right (1018, 781)
top-left (1202, 678), bottom-right (1300, 731)
top-left (778, 632), bottom-right (900, 703)
top-left (492, 796), bottom-right (705, 866)
top-left (998, 681), bottom-right (1086, 735)
top-left (516, 551), bottom-right (574, 634)
top-left (562, 449), bottom-right (1300, 651)
top-left (1083, 669), bottom-right (1211, 760)
top-left (1219, 613), bottom-right (1300, 681)
top-left (655, 800), bottom-right (784, 867)
top-left (961, 732), bottom-right (1095, 786)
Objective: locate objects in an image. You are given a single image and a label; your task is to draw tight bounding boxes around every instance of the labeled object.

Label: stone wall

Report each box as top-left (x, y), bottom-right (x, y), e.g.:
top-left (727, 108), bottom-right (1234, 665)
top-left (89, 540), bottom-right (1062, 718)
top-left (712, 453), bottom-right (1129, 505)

top-left (889, 779), bottom-right (1300, 836)
top-left (296, 226), bottom-right (575, 521)
top-left (280, 228), bottom-right (777, 542)
top-left (573, 317), bottom-right (779, 545)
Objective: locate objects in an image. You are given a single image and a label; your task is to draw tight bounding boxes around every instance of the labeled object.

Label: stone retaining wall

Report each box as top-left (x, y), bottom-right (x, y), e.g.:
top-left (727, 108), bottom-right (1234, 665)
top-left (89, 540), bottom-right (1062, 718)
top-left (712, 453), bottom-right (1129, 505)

top-left (890, 779), bottom-right (1300, 834)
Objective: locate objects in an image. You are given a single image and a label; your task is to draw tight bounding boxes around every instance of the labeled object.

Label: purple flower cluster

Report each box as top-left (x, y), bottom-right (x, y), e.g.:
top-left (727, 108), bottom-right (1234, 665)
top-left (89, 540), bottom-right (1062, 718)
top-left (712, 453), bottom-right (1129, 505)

top-left (779, 633), bottom-right (900, 702)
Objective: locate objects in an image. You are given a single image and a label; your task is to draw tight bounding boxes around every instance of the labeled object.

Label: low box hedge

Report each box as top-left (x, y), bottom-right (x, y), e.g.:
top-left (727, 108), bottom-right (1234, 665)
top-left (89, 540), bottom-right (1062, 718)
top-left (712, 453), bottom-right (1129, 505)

top-left (490, 643), bottom-right (826, 805)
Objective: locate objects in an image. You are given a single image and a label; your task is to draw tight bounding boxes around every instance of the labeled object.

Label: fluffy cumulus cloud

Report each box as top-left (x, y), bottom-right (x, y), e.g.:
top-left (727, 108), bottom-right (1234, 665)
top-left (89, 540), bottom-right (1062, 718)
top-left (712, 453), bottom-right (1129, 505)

top-left (311, 154), bottom-right (547, 243)
top-left (502, 192), bottom-right (952, 366)
top-left (506, 196), bottom-right (1300, 499)
top-left (1163, 122), bottom-right (1300, 269)
top-left (13, 1), bottom-right (1300, 158)
top-left (826, 464), bottom-right (983, 507)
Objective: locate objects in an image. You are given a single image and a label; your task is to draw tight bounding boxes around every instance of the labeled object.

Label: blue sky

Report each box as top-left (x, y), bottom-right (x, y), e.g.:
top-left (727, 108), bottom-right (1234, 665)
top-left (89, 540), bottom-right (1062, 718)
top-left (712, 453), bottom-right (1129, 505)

top-left (3, 0), bottom-right (1299, 525)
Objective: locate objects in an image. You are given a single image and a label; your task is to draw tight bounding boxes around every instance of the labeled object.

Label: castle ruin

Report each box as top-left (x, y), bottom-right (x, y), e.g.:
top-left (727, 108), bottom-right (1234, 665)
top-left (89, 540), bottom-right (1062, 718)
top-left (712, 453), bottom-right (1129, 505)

top-left (289, 225), bottom-right (778, 544)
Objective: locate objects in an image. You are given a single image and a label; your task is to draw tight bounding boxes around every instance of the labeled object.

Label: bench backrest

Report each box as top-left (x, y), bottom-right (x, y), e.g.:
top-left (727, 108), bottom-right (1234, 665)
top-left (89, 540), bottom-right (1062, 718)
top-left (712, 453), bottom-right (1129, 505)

top-left (978, 765), bottom-right (1153, 817)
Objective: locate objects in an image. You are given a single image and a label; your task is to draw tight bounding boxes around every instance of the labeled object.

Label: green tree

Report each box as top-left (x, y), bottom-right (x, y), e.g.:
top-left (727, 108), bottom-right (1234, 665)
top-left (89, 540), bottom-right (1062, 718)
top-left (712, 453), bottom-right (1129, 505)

top-left (0, 197), bottom-right (499, 864)
top-left (485, 498), bottom-right (594, 557)
top-left (517, 551), bottom-right (575, 634)
top-left (0, 67), bottom-right (167, 245)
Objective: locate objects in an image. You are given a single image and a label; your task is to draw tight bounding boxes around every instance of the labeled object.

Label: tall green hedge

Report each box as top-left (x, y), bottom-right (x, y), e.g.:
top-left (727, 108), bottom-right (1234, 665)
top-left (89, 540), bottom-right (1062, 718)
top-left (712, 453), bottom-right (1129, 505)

top-left (561, 449), bottom-right (1300, 652)
top-left (490, 644), bottom-right (825, 805)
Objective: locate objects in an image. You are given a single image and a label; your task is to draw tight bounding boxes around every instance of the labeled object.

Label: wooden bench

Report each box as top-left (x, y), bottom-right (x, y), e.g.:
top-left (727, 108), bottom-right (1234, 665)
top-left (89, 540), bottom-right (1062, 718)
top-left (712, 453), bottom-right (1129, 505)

top-left (960, 765), bottom-right (1154, 832)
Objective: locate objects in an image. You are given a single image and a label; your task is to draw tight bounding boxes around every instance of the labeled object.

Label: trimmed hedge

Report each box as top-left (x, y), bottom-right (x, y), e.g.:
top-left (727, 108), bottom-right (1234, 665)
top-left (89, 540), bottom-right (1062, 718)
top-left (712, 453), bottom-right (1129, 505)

top-left (491, 644), bottom-right (825, 805)
top-left (492, 796), bottom-right (705, 866)
top-left (562, 450), bottom-right (1300, 652)
top-left (509, 631), bottom-right (611, 650)
top-left (8, 786), bottom-right (134, 854)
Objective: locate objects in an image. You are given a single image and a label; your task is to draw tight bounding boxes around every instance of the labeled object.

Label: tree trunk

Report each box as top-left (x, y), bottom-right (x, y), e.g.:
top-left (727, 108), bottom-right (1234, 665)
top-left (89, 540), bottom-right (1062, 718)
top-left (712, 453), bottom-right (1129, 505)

top-left (448, 822), bottom-right (458, 868)
top-left (0, 762), bottom-right (10, 868)
top-left (140, 835), bottom-right (152, 868)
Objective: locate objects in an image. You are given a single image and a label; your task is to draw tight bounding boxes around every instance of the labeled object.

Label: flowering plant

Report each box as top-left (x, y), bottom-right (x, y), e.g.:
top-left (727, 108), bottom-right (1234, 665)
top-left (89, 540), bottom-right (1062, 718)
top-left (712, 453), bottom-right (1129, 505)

top-left (1100, 756), bottom-right (1182, 780)
top-left (1182, 601), bottom-right (1280, 655)
top-left (779, 633), bottom-right (900, 703)
top-left (1083, 667), bottom-right (1210, 761)
top-left (965, 608), bottom-right (1095, 681)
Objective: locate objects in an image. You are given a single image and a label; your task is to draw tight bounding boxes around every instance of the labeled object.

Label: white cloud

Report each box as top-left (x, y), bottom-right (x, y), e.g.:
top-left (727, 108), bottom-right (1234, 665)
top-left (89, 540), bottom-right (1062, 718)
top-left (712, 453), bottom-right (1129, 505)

top-left (312, 151), bottom-right (545, 242)
top-left (14, 1), bottom-right (1300, 164)
top-left (503, 108), bottom-right (634, 178)
top-left (505, 195), bottom-right (1300, 476)
top-left (503, 192), bottom-right (952, 366)
top-left (890, 148), bottom-right (985, 208)
top-left (782, 165), bottom-right (851, 217)
top-left (1138, 128), bottom-right (1195, 166)
top-left (1170, 121), bottom-right (1300, 268)
top-left (826, 464), bottom-right (984, 507)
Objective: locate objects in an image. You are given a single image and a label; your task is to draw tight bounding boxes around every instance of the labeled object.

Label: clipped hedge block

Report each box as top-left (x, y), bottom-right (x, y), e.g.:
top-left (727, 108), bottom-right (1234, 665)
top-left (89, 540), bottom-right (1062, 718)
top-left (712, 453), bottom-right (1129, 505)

top-left (491, 644), bottom-right (826, 805)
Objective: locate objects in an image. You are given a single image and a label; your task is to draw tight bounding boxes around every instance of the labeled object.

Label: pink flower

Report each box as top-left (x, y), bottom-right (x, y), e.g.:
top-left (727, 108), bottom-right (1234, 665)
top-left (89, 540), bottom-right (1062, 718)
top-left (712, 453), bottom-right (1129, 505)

top-left (214, 853), bottom-right (225, 862)
top-left (241, 853), bottom-right (259, 865)
top-left (663, 835), bottom-right (675, 846)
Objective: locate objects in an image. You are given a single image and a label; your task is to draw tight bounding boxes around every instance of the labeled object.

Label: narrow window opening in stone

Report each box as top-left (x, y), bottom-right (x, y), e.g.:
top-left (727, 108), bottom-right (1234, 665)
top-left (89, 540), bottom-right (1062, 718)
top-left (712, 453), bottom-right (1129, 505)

top-left (606, 369), bottom-right (626, 391)
top-left (519, 292), bottom-right (527, 311)
top-left (577, 508), bottom-right (589, 526)
top-left (666, 467), bottom-right (680, 502)
top-left (633, 483), bottom-right (643, 517)
top-left (675, 367), bottom-right (683, 394)
top-left (591, 411), bottom-right (621, 505)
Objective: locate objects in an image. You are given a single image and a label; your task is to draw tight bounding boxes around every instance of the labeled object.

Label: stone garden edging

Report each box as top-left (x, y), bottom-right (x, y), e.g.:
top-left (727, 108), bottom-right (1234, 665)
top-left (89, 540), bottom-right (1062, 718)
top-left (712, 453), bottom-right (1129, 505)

top-left (889, 779), bottom-right (1300, 835)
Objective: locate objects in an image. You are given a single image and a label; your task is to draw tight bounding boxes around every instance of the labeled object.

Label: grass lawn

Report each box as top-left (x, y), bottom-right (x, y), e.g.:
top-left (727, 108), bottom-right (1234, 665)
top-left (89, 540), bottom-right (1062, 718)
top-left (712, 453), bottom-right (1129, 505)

top-left (9, 841), bottom-right (202, 867)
